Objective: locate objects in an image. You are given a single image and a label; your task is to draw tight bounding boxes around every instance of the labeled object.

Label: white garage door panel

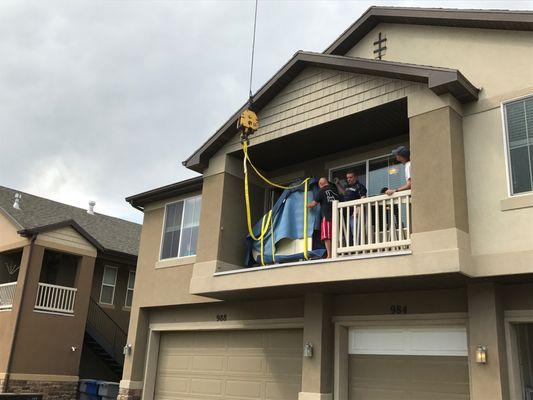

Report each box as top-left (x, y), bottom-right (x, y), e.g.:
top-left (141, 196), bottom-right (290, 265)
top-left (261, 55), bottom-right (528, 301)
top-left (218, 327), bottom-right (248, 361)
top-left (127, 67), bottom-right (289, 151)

top-left (349, 354), bottom-right (470, 400)
top-left (154, 329), bottom-right (302, 400)
top-left (349, 326), bottom-right (468, 356)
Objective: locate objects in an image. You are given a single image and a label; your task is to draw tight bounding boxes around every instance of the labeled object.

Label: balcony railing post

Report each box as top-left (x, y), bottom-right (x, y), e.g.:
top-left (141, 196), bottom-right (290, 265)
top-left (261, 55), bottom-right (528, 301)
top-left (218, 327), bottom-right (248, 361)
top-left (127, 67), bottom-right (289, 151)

top-left (331, 200), bottom-right (339, 258)
top-left (34, 283), bottom-right (77, 314)
top-left (334, 191), bottom-right (412, 255)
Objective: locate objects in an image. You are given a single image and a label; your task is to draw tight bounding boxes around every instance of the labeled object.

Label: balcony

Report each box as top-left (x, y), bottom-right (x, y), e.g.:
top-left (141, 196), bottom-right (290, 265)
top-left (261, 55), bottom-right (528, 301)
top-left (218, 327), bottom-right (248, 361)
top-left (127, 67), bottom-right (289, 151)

top-left (0, 282), bottom-right (17, 311)
top-left (190, 102), bottom-right (469, 297)
top-left (333, 191), bottom-right (411, 257)
top-left (33, 249), bottom-right (80, 315)
top-left (34, 282), bottom-right (77, 315)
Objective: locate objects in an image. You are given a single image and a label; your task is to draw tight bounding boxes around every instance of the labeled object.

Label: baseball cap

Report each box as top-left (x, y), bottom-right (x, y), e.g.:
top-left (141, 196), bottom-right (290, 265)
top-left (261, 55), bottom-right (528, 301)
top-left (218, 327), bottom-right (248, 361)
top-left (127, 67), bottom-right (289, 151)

top-left (391, 146), bottom-right (410, 158)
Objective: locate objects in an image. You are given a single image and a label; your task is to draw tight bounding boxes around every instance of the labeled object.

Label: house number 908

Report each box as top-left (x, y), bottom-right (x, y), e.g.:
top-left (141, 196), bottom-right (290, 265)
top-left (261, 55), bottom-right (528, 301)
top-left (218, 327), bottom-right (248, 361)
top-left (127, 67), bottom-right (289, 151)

top-left (390, 305), bottom-right (407, 314)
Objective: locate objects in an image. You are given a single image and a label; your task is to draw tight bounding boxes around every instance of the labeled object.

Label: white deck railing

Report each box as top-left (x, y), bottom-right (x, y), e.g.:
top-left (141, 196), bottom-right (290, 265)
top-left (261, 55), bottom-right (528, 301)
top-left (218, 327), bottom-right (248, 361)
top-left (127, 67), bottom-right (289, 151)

top-left (35, 283), bottom-right (77, 315)
top-left (0, 282), bottom-right (17, 310)
top-left (332, 190), bottom-right (412, 257)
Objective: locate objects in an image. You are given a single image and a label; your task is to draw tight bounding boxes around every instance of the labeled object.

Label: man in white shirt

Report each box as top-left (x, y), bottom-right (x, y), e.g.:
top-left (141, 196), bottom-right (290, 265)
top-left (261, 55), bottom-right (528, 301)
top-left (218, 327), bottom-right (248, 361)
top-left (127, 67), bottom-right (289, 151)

top-left (386, 146), bottom-right (411, 195)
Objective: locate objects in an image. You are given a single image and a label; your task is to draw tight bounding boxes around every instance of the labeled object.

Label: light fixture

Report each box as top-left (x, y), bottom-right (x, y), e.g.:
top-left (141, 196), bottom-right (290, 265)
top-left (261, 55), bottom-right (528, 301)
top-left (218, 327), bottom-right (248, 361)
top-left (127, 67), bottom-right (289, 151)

top-left (123, 344), bottom-right (132, 356)
top-left (303, 342), bottom-right (313, 358)
top-left (475, 345), bottom-right (487, 364)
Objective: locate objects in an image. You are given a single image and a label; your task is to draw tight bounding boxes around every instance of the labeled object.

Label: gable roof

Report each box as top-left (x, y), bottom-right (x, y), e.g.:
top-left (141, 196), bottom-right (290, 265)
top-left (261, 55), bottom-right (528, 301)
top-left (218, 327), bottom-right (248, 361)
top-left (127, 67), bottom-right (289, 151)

top-left (126, 176), bottom-right (203, 210)
top-left (325, 6), bottom-right (533, 55)
top-left (183, 51), bottom-right (478, 172)
top-left (0, 186), bottom-right (141, 257)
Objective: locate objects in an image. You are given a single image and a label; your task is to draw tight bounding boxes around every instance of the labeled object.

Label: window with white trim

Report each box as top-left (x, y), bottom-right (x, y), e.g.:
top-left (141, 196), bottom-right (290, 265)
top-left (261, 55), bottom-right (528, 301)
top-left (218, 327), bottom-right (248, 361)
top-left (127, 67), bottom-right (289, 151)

top-left (330, 154), bottom-right (406, 196)
top-left (504, 96), bottom-right (533, 194)
top-left (124, 271), bottom-right (135, 308)
top-left (99, 265), bottom-right (118, 305)
top-left (160, 196), bottom-right (202, 259)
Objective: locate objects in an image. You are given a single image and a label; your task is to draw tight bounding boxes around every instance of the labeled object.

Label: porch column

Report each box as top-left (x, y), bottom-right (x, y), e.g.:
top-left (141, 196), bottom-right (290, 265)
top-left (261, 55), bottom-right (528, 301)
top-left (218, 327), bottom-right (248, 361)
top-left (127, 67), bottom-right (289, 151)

top-left (190, 154), bottom-right (265, 292)
top-left (408, 106), bottom-right (472, 273)
top-left (467, 283), bottom-right (509, 400)
top-left (119, 306), bottom-right (148, 400)
top-left (300, 293), bottom-right (333, 400)
top-left (0, 243), bottom-right (34, 392)
top-left (409, 106), bottom-right (469, 234)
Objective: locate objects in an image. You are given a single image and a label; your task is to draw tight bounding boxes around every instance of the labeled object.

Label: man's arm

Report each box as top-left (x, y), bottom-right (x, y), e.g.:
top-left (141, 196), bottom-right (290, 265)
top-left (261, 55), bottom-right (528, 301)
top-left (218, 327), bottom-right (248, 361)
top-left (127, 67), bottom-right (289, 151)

top-left (386, 179), bottom-right (411, 195)
top-left (307, 200), bottom-right (318, 208)
top-left (333, 178), bottom-right (346, 195)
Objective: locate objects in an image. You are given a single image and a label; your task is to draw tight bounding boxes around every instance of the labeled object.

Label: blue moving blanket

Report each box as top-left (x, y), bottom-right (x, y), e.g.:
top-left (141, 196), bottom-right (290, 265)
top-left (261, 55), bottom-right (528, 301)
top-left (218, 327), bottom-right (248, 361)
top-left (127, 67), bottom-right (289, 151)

top-left (245, 178), bottom-right (326, 266)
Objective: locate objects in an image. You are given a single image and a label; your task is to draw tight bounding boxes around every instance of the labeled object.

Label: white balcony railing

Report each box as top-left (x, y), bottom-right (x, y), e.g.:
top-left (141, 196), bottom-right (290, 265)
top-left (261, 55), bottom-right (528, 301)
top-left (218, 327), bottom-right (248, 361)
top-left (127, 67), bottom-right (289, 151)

top-left (0, 282), bottom-right (17, 310)
top-left (35, 283), bottom-right (77, 315)
top-left (332, 190), bottom-right (412, 257)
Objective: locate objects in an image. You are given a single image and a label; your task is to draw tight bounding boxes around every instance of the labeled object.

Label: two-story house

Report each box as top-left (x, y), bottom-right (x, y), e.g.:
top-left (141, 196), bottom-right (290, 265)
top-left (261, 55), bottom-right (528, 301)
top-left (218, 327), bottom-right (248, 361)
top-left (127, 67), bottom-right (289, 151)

top-left (0, 186), bottom-right (141, 399)
top-left (120, 7), bottom-right (533, 400)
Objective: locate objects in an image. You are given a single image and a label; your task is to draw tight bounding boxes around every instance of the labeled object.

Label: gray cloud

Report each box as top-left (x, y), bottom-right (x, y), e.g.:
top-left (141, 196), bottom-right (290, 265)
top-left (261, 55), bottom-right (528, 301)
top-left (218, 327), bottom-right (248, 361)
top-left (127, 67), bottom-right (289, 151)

top-left (0, 0), bottom-right (531, 222)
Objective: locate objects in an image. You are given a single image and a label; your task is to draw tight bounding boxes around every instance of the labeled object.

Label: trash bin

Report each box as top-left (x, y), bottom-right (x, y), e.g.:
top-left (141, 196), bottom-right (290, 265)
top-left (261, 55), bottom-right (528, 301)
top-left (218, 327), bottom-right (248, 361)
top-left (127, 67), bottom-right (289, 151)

top-left (79, 380), bottom-right (100, 396)
top-left (79, 394), bottom-right (100, 400)
top-left (98, 382), bottom-right (119, 399)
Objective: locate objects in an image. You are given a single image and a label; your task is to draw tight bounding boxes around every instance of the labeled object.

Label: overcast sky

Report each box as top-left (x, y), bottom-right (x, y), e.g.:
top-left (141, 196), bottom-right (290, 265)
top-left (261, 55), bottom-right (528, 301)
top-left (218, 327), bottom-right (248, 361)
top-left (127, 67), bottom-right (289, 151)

top-left (0, 0), bottom-right (531, 223)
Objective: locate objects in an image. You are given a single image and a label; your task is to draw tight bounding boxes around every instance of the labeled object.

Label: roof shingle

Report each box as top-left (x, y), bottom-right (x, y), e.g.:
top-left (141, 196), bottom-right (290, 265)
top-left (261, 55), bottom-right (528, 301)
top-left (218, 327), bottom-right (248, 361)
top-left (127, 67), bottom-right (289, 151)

top-left (0, 186), bottom-right (140, 257)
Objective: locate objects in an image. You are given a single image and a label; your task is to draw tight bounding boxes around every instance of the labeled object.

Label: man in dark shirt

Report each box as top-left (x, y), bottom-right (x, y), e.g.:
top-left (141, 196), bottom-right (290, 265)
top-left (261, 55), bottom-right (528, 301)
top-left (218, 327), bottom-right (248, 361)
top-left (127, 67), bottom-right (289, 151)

top-left (334, 170), bottom-right (367, 201)
top-left (334, 171), bottom-right (367, 246)
top-left (307, 177), bottom-right (340, 258)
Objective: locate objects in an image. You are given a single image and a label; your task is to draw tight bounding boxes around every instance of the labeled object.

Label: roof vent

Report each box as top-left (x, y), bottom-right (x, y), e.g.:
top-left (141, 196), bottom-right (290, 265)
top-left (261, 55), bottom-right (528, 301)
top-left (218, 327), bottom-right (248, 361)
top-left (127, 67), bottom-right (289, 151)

top-left (13, 193), bottom-right (21, 210)
top-left (87, 200), bottom-right (96, 215)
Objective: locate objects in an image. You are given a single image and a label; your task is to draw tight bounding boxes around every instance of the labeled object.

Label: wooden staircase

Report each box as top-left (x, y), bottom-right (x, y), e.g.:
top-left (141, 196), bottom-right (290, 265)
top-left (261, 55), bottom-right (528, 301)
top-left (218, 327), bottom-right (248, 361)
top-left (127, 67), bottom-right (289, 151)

top-left (85, 297), bottom-right (127, 377)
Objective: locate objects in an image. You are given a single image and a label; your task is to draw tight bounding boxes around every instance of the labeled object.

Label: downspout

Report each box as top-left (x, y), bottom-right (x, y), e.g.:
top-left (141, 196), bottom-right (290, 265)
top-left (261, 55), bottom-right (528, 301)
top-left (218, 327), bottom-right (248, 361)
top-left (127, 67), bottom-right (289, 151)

top-left (2, 234), bottom-right (37, 392)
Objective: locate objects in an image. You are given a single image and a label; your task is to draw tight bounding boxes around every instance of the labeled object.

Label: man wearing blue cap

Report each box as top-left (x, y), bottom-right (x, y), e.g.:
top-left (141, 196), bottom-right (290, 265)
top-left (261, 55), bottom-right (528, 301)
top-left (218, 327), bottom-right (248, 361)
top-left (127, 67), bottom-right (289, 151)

top-left (386, 146), bottom-right (411, 195)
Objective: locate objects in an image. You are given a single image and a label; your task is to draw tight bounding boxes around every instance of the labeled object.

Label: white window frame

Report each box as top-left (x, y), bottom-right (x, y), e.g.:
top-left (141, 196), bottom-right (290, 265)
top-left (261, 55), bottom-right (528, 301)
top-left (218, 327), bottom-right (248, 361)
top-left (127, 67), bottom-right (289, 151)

top-left (99, 265), bottom-right (118, 306)
top-left (159, 195), bottom-right (201, 261)
top-left (328, 152), bottom-right (404, 194)
top-left (501, 93), bottom-right (533, 198)
top-left (124, 270), bottom-right (135, 308)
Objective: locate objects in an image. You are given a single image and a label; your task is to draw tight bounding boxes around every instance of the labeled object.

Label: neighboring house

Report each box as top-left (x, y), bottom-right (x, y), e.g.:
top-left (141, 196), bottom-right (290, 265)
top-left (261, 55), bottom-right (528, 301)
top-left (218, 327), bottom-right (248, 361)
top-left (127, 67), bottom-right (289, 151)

top-left (120, 7), bottom-right (533, 400)
top-left (0, 186), bottom-right (141, 399)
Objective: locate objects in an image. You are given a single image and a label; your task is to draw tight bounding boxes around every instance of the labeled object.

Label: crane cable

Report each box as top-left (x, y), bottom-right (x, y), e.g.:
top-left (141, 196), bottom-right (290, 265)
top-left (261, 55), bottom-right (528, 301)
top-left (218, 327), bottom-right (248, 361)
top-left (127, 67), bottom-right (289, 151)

top-left (242, 0), bottom-right (309, 263)
top-left (248, 0), bottom-right (259, 104)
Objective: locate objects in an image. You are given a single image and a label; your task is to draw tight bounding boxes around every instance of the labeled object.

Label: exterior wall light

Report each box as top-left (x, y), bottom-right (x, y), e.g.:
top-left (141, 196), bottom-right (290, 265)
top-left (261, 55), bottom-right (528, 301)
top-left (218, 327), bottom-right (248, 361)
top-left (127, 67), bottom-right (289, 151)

top-left (123, 344), bottom-right (132, 356)
top-left (476, 345), bottom-right (488, 364)
top-left (304, 342), bottom-right (313, 358)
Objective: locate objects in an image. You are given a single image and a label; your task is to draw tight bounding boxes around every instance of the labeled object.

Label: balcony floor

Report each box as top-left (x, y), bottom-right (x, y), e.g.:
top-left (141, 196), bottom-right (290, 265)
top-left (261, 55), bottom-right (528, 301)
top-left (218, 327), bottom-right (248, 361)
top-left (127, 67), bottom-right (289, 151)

top-left (215, 249), bottom-right (412, 276)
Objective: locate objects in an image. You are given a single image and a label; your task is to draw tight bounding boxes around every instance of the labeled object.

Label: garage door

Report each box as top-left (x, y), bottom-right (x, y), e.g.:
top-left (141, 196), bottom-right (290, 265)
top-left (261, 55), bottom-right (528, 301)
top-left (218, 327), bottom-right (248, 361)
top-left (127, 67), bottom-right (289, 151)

top-left (348, 327), bottom-right (470, 400)
top-left (154, 329), bottom-right (302, 400)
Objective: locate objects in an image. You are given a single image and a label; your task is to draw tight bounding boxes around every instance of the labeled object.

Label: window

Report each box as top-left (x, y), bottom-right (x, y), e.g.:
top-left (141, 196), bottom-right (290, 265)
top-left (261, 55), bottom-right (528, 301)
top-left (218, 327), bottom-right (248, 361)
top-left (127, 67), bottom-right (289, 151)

top-left (124, 271), bottom-right (135, 308)
top-left (504, 96), bottom-right (533, 194)
top-left (161, 196), bottom-right (202, 259)
top-left (99, 266), bottom-right (117, 305)
top-left (330, 154), bottom-right (405, 196)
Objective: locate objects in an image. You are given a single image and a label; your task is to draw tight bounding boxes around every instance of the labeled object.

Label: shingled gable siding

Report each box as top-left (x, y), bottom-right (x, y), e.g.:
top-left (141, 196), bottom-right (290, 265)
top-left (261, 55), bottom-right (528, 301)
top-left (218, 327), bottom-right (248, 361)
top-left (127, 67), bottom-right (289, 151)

top-left (227, 67), bottom-right (423, 148)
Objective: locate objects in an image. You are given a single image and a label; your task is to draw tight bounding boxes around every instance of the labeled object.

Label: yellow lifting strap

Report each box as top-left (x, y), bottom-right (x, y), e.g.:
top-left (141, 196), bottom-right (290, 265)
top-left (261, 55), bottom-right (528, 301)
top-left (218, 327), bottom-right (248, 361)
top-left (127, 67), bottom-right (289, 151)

top-left (242, 139), bottom-right (310, 263)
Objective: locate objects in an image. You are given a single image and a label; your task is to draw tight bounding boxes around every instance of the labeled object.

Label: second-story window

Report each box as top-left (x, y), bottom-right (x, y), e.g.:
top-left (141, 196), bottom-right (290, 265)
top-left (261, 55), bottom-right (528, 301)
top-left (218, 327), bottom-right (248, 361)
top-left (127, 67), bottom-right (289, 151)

top-left (99, 265), bottom-right (118, 305)
top-left (504, 95), bottom-right (533, 194)
top-left (161, 196), bottom-right (202, 259)
top-left (125, 271), bottom-right (135, 308)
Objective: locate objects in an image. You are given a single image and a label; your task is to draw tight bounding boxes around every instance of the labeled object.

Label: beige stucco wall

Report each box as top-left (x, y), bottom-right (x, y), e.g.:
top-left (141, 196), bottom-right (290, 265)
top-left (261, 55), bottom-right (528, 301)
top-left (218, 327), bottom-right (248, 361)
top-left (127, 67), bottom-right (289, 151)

top-left (0, 212), bottom-right (27, 253)
top-left (132, 191), bottom-right (213, 309)
top-left (346, 23), bottom-right (533, 102)
top-left (345, 22), bottom-right (533, 276)
top-left (463, 107), bottom-right (533, 275)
